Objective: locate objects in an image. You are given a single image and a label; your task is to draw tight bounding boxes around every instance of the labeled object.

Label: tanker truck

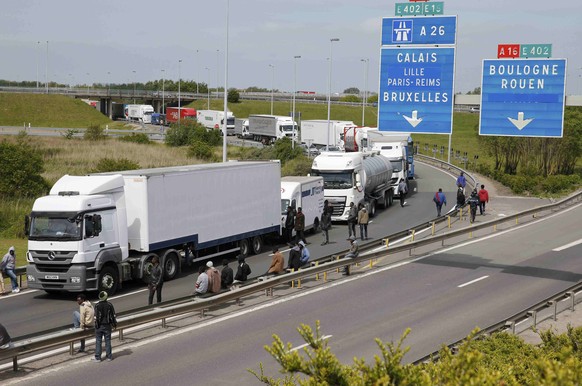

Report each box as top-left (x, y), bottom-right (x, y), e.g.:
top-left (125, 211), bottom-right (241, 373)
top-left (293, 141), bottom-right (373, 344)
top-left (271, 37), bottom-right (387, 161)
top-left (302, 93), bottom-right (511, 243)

top-left (311, 151), bottom-right (394, 221)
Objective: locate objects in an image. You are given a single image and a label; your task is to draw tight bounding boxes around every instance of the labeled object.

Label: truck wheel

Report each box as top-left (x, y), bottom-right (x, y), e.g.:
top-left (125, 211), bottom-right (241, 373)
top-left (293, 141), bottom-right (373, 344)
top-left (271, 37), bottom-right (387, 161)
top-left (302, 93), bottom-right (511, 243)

top-left (163, 252), bottom-right (179, 281)
top-left (380, 192), bottom-right (389, 209)
top-left (311, 218), bottom-right (320, 234)
top-left (141, 254), bottom-right (156, 284)
top-left (368, 200), bottom-right (376, 217)
top-left (389, 192), bottom-right (394, 206)
top-left (239, 239), bottom-right (250, 257)
top-left (98, 266), bottom-right (119, 296)
top-left (251, 236), bottom-right (263, 255)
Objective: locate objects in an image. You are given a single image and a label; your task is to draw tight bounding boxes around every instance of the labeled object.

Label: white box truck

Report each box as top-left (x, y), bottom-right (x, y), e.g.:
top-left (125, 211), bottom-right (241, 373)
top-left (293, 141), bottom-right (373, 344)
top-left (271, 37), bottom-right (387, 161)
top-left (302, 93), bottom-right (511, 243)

top-left (248, 115), bottom-right (297, 144)
top-left (25, 161), bottom-right (281, 295)
top-left (280, 176), bottom-right (324, 233)
top-left (311, 152), bottom-right (394, 221)
top-left (197, 110), bottom-right (235, 135)
top-left (125, 104), bottom-right (155, 124)
top-left (300, 120), bottom-right (355, 149)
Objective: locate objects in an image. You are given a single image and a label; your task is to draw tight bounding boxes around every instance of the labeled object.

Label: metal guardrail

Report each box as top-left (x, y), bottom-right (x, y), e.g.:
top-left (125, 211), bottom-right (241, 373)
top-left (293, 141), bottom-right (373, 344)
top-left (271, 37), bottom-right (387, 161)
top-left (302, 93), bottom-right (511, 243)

top-left (3, 158), bottom-right (581, 371)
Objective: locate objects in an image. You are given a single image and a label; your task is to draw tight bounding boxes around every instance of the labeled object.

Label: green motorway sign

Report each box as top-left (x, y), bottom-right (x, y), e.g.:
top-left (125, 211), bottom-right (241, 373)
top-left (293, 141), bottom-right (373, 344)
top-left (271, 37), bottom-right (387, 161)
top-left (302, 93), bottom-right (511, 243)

top-left (520, 44), bottom-right (552, 58)
top-left (395, 2), bottom-right (444, 16)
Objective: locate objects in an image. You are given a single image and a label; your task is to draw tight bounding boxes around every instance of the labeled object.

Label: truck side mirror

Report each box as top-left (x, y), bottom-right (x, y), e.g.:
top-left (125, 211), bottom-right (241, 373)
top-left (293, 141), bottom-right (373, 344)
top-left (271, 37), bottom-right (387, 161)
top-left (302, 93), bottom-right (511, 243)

top-left (24, 215), bottom-right (30, 236)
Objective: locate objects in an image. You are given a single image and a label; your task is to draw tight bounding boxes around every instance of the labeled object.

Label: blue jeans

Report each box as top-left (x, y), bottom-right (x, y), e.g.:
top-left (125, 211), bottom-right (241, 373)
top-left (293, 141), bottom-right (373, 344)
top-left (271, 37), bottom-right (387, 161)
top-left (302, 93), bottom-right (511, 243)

top-left (95, 325), bottom-right (112, 360)
top-left (73, 311), bottom-right (86, 351)
top-left (5, 269), bottom-right (18, 290)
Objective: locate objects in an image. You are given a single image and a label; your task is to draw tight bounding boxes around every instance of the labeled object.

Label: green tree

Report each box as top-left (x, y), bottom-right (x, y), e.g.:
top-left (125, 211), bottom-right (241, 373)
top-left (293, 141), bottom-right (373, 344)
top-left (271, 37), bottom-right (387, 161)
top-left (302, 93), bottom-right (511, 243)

top-left (0, 138), bottom-right (49, 198)
top-left (340, 95), bottom-right (361, 103)
top-left (343, 87), bottom-right (360, 94)
top-left (228, 88), bottom-right (240, 103)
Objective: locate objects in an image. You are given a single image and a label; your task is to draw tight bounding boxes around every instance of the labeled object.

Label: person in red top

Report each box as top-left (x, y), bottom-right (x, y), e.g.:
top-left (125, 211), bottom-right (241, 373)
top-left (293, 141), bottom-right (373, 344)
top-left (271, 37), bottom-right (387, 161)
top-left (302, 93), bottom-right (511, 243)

top-left (478, 184), bottom-right (489, 215)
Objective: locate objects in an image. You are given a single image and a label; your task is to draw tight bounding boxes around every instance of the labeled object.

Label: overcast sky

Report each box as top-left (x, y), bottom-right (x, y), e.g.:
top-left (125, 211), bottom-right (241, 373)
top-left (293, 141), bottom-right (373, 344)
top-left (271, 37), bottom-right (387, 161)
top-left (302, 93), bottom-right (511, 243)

top-left (1, 0), bottom-right (580, 94)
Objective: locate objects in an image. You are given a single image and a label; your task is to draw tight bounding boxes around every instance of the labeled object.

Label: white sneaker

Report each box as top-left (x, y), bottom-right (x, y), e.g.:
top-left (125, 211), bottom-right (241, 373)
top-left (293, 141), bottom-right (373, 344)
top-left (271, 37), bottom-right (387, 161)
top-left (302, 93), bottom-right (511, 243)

top-left (13, 288), bottom-right (20, 293)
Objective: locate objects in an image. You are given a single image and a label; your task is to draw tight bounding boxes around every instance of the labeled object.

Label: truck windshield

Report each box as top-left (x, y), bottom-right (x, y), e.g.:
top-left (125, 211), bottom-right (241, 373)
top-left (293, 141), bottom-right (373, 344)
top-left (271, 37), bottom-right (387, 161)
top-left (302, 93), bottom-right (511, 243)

top-left (29, 213), bottom-right (82, 241)
top-left (311, 171), bottom-right (353, 190)
top-left (390, 160), bottom-right (401, 172)
top-left (281, 125), bottom-right (295, 133)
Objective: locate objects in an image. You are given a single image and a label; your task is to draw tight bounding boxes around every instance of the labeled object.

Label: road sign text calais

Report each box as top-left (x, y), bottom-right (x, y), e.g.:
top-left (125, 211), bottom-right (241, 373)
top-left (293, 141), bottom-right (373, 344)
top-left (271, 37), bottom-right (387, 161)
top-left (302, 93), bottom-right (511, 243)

top-left (480, 58), bottom-right (566, 138)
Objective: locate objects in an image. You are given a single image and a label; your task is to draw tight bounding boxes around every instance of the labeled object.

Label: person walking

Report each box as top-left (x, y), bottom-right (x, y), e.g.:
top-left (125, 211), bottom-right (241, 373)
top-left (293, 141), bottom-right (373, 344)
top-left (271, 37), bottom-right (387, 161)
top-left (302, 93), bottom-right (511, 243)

top-left (320, 200), bottom-right (332, 246)
top-left (298, 241), bottom-right (310, 267)
top-left (456, 171), bottom-right (467, 194)
top-left (220, 259), bottom-right (234, 289)
top-left (456, 186), bottom-right (465, 209)
top-left (0, 323), bottom-right (12, 349)
top-left (93, 291), bottom-right (117, 362)
top-left (72, 293), bottom-right (94, 353)
top-left (343, 236), bottom-right (359, 276)
top-left (194, 265), bottom-right (209, 296)
top-left (397, 178), bottom-right (408, 207)
top-left (478, 184), bottom-right (489, 215)
top-left (234, 254), bottom-right (252, 282)
top-left (467, 189), bottom-right (480, 223)
top-left (1, 247), bottom-right (19, 293)
top-left (433, 188), bottom-right (447, 217)
top-left (148, 256), bottom-right (163, 305)
top-left (266, 247), bottom-right (285, 276)
top-left (284, 206), bottom-right (295, 243)
top-left (357, 204), bottom-right (369, 241)
top-left (294, 207), bottom-right (306, 245)
top-left (347, 202), bottom-right (358, 239)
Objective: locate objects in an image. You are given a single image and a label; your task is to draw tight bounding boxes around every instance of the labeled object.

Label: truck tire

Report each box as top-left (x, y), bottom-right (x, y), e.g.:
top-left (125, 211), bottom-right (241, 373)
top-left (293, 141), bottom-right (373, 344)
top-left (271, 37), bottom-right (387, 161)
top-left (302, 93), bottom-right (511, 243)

top-left (368, 200), bottom-right (376, 217)
top-left (163, 252), bottom-right (179, 281)
top-left (141, 253), bottom-right (157, 284)
top-left (98, 265), bottom-right (119, 296)
top-left (380, 192), bottom-right (389, 209)
top-left (388, 192), bottom-right (394, 206)
top-left (251, 236), bottom-right (263, 255)
top-left (239, 239), bottom-right (250, 257)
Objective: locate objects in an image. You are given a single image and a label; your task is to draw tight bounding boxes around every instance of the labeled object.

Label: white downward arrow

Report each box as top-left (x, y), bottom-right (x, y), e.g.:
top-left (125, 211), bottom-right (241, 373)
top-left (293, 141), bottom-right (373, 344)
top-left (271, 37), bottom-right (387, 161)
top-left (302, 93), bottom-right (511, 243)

top-left (403, 110), bottom-right (422, 128)
top-left (508, 112), bottom-right (533, 130)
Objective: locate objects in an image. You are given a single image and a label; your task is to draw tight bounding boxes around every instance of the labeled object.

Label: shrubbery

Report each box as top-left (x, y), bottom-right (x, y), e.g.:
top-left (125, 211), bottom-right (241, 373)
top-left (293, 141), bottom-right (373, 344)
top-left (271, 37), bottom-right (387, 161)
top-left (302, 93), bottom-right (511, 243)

top-left (119, 133), bottom-right (151, 144)
top-left (93, 158), bottom-right (140, 173)
top-left (165, 121), bottom-right (221, 148)
top-left (0, 138), bottom-right (49, 198)
top-left (188, 141), bottom-right (215, 161)
top-left (84, 124), bottom-right (107, 141)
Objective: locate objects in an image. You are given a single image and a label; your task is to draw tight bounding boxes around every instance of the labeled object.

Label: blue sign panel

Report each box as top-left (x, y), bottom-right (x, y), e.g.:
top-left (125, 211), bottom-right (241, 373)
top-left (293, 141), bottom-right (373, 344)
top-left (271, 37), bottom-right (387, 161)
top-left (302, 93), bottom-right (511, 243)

top-left (381, 16), bottom-right (457, 46)
top-left (479, 59), bottom-right (566, 137)
top-left (378, 47), bottom-right (455, 134)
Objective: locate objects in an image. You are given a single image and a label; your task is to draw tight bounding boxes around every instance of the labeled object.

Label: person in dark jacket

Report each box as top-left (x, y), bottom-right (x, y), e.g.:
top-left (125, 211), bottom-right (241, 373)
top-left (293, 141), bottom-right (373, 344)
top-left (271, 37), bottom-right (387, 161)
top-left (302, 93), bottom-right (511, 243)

top-left (284, 206), bottom-right (295, 243)
top-left (93, 291), bottom-right (117, 362)
top-left (287, 243), bottom-right (301, 271)
top-left (220, 259), bottom-right (234, 289)
top-left (148, 256), bottom-right (163, 305)
top-left (347, 202), bottom-right (358, 238)
top-left (456, 186), bottom-right (465, 209)
top-left (0, 323), bottom-right (12, 349)
top-left (433, 188), bottom-right (447, 217)
top-left (234, 254), bottom-right (251, 282)
top-left (294, 207), bottom-right (306, 244)
top-left (320, 200), bottom-right (332, 246)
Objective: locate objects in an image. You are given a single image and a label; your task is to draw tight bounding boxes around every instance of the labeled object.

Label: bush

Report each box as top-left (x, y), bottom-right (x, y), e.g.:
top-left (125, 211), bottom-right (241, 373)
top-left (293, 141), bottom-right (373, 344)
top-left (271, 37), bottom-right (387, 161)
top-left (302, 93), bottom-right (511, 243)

top-left (228, 89), bottom-right (240, 103)
top-left (0, 140), bottom-right (49, 198)
top-left (340, 95), bottom-right (361, 103)
top-left (165, 121), bottom-right (221, 147)
top-left (93, 158), bottom-right (140, 173)
top-left (84, 124), bottom-right (107, 141)
top-left (61, 129), bottom-right (80, 140)
top-left (188, 141), bottom-right (214, 160)
top-left (119, 133), bottom-right (151, 144)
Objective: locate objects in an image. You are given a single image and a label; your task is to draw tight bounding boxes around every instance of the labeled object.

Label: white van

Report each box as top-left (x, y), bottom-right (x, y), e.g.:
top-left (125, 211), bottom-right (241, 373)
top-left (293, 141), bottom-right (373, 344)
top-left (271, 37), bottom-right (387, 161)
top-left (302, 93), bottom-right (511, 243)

top-left (280, 176), bottom-right (324, 233)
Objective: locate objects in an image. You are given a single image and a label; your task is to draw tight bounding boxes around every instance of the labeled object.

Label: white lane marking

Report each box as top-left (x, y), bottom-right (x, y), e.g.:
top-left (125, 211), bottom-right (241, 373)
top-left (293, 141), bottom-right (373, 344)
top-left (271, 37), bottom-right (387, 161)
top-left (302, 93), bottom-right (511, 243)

top-left (289, 335), bottom-right (333, 352)
top-left (458, 275), bottom-right (489, 288)
top-left (553, 238), bottom-right (582, 252)
top-left (5, 202), bottom-right (581, 382)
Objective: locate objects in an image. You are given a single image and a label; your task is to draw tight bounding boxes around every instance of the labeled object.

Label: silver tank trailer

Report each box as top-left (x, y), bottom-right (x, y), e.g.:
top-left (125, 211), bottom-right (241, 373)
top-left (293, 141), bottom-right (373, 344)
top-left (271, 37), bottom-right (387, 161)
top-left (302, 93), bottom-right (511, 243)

top-left (362, 154), bottom-right (393, 194)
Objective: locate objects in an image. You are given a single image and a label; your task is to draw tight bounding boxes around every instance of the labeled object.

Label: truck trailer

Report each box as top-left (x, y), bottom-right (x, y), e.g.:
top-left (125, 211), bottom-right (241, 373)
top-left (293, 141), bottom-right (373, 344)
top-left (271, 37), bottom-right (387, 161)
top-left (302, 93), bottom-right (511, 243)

top-left (248, 115), bottom-right (297, 144)
top-left (280, 176), bottom-right (324, 234)
top-left (197, 110), bottom-right (235, 135)
top-left (166, 107), bottom-right (197, 125)
top-left (125, 104), bottom-right (155, 124)
top-left (311, 151), bottom-right (394, 221)
top-left (300, 120), bottom-right (355, 149)
top-left (25, 161), bottom-right (281, 295)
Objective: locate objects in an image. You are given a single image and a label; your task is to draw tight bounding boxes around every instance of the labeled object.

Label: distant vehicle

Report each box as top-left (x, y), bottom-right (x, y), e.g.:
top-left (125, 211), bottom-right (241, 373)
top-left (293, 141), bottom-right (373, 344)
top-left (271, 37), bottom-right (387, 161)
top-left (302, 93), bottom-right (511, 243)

top-left (166, 107), bottom-right (196, 125)
top-left (235, 118), bottom-right (252, 139)
top-left (300, 120), bottom-right (355, 149)
top-left (248, 115), bottom-right (297, 144)
top-left (280, 176), bottom-right (324, 233)
top-left (299, 143), bottom-right (320, 157)
top-left (111, 103), bottom-right (125, 120)
top-left (197, 110), bottom-right (235, 135)
top-left (470, 106), bottom-right (480, 113)
top-left (151, 113), bottom-right (166, 125)
top-left (125, 104), bottom-right (155, 124)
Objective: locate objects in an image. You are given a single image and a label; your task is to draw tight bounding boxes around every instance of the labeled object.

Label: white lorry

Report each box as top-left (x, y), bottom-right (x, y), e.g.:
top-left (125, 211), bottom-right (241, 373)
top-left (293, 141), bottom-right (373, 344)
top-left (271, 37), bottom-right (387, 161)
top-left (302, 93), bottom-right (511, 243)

top-left (25, 161), bottom-right (281, 295)
top-left (235, 118), bottom-right (251, 139)
top-left (248, 115), bottom-right (297, 144)
top-left (300, 120), bottom-right (355, 149)
top-left (311, 151), bottom-right (394, 221)
top-left (280, 176), bottom-right (324, 233)
top-left (371, 133), bottom-right (415, 196)
top-left (125, 104), bottom-right (155, 124)
top-left (197, 110), bottom-right (236, 135)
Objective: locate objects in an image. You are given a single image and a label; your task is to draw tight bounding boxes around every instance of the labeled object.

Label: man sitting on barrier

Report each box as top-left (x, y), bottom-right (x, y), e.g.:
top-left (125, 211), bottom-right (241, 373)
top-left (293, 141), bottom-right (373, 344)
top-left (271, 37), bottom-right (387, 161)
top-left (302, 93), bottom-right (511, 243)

top-left (343, 236), bottom-right (359, 276)
top-left (298, 241), bottom-right (310, 267)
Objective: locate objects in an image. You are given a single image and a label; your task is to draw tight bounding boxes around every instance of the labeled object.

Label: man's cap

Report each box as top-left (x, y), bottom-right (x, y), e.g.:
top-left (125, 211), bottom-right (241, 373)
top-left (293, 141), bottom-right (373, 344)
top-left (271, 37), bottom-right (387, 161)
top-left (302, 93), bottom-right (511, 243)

top-left (98, 291), bottom-right (108, 301)
top-left (206, 261), bottom-right (214, 268)
top-left (298, 241), bottom-right (305, 247)
top-left (347, 236), bottom-right (356, 241)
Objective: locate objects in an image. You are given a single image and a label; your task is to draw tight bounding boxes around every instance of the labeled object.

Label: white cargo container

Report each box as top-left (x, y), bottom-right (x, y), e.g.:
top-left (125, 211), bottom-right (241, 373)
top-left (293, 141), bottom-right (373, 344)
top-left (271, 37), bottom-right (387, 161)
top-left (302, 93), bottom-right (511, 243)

top-left (197, 110), bottom-right (235, 135)
top-left (26, 161), bottom-right (281, 295)
top-left (280, 176), bottom-right (324, 233)
top-left (300, 120), bottom-right (355, 149)
top-left (125, 104), bottom-right (155, 123)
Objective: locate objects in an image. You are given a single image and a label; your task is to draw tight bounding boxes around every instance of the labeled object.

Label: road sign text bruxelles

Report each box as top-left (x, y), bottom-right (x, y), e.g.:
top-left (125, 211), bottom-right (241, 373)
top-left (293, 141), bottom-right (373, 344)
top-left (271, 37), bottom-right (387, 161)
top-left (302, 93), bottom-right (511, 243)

top-left (381, 15), bottom-right (457, 45)
top-left (479, 58), bottom-right (566, 138)
top-left (379, 47), bottom-right (455, 134)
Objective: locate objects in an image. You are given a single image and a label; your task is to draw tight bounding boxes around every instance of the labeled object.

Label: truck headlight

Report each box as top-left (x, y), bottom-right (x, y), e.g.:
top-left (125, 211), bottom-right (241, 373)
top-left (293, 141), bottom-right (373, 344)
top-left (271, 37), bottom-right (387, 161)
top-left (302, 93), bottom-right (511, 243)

top-left (70, 277), bottom-right (81, 283)
top-left (27, 252), bottom-right (34, 263)
top-left (27, 275), bottom-right (36, 282)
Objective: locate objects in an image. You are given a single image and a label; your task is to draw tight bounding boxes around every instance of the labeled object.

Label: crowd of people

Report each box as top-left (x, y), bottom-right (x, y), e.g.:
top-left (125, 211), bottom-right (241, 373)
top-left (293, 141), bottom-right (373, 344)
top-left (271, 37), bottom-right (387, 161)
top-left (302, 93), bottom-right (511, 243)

top-left (433, 172), bottom-right (490, 219)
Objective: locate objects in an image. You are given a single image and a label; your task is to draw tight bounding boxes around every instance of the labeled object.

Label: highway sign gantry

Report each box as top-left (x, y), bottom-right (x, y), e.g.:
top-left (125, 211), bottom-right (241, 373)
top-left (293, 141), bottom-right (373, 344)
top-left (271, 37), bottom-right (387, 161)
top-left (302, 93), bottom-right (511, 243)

top-left (479, 58), bottom-right (567, 138)
top-left (381, 15), bottom-right (457, 46)
top-left (378, 47), bottom-right (455, 134)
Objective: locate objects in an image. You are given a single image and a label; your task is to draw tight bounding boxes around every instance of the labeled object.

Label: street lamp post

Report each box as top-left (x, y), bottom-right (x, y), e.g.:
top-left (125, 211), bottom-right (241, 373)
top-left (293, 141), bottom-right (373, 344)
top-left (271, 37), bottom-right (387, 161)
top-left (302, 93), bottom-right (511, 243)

top-left (178, 59), bottom-right (182, 125)
top-left (269, 64), bottom-right (275, 115)
top-left (205, 67), bottom-right (210, 109)
top-left (107, 71), bottom-right (111, 96)
top-left (216, 49), bottom-right (220, 99)
top-left (360, 58), bottom-right (369, 126)
top-left (222, 0), bottom-right (230, 163)
top-left (45, 41), bottom-right (49, 94)
top-left (36, 41), bottom-right (40, 89)
top-left (161, 69), bottom-right (165, 115)
top-left (326, 38), bottom-right (340, 151)
top-left (86, 73), bottom-right (90, 94)
top-left (132, 70), bottom-right (136, 103)
top-left (292, 56), bottom-right (301, 149)
top-left (196, 49), bottom-right (200, 95)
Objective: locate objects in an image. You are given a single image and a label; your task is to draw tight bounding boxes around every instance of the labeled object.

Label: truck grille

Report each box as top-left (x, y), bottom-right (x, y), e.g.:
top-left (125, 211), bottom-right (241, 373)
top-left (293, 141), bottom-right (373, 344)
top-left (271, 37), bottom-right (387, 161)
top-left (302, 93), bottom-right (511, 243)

top-left (29, 250), bottom-right (76, 264)
top-left (326, 196), bottom-right (347, 217)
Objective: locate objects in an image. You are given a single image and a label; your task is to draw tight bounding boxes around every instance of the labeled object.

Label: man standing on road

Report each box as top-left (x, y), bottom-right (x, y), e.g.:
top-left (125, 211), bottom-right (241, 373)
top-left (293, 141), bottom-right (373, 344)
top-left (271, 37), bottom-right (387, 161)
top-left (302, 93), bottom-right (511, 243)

top-left (397, 179), bottom-right (408, 207)
top-left (294, 207), bottom-right (307, 245)
top-left (433, 188), bottom-right (447, 217)
top-left (478, 184), bottom-right (489, 215)
top-left (347, 202), bottom-right (358, 239)
top-left (284, 206), bottom-right (295, 243)
top-left (357, 204), bottom-right (369, 241)
top-left (456, 172), bottom-right (467, 194)
top-left (72, 293), bottom-right (94, 353)
top-left (320, 200), bottom-right (332, 246)
top-left (1, 247), bottom-right (19, 293)
top-left (93, 291), bottom-right (117, 362)
top-left (148, 256), bottom-right (163, 305)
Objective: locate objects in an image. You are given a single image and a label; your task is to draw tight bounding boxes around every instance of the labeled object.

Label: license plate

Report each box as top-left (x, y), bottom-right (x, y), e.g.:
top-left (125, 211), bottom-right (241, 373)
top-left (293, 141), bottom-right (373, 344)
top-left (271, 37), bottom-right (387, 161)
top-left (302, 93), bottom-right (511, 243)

top-left (44, 275), bottom-right (59, 280)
